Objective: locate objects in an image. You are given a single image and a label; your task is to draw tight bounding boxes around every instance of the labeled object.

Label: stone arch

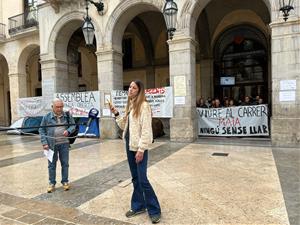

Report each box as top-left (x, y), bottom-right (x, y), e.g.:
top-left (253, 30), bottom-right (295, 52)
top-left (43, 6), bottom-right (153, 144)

top-left (48, 11), bottom-right (100, 62)
top-left (211, 10), bottom-right (270, 49)
top-left (178, 0), bottom-right (273, 39)
top-left (212, 24), bottom-right (270, 104)
top-left (104, 0), bottom-right (164, 52)
top-left (18, 44), bottom-right (41, 97)
top-left (213, 24), bottom-right (268, 61)
top-left (0, 54), bottom-right (10, 126)
top-left (18, 44), bottom-right (40, 75)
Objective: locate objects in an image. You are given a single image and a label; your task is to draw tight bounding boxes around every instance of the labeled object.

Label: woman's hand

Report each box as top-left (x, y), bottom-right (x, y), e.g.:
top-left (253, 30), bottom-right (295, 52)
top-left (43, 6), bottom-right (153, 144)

top-left (135, 151), bottom-right (144, 163)
top-left (108, 102), bottom-right (119, 116)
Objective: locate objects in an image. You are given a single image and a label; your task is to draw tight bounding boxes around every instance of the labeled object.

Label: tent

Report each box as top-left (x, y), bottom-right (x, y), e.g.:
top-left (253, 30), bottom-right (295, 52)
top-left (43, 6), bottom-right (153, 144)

top-left (6, 116), bottom-right (100, 137)
top-left (7, 117), bottom-right (43, 135)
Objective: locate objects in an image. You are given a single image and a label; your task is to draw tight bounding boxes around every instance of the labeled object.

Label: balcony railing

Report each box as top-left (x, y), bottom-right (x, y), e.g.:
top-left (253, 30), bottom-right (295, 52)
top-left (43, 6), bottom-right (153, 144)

top-left (8, 9), bottom-right (38, 35)
top-left (0, 23), bottom-right (6, 38)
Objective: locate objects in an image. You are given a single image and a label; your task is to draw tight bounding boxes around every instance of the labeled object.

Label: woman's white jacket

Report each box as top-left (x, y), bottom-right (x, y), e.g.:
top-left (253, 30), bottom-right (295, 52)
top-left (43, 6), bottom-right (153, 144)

top-left (116, 101), bottom-right (153, 152)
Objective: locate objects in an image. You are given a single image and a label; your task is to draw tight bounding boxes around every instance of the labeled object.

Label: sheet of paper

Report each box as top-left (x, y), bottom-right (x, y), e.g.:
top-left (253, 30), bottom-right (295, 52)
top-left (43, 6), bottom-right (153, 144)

top-left (174, 96), bottom-right (185, 105)
top-left (280, 80), bottom-right (296, 91)
top-left (279, 91), bottom-right (296, 102)
top-left (44, 149), bottom-right (54, 162)
top-left (174, 76), bottom-right (186, 96)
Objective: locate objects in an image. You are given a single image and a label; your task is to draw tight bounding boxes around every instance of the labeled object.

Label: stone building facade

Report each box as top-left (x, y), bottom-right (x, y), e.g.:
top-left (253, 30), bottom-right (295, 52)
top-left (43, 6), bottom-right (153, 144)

top-left (0, 0), bottom-right (299, 146)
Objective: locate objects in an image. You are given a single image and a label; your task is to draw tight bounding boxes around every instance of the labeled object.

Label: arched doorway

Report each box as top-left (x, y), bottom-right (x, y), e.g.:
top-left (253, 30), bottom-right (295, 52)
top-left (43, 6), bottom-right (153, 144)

top-left (25, 47), bottom-right (41, 96)
top-left (0, 54), bottom-right (10, 126)
top-left (44, 12), bottom-right (99, 96)
top-left (213, 25), bottom-right (269, 105)
top-left (18, 44), bottom-right (41, 97)
top-left (121, 10), bottom-right (170, 136)
top-left (193, 0), bottom-right (271, 107)
top-left (122, 11), bottom-right (169, 90)
top-left (67, 27), bottom-right (97, 92)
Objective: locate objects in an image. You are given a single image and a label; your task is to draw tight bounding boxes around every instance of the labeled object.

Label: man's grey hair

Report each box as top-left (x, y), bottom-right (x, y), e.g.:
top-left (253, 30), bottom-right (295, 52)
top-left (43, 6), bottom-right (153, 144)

top-left (52, 98), bottom-right (63, 105)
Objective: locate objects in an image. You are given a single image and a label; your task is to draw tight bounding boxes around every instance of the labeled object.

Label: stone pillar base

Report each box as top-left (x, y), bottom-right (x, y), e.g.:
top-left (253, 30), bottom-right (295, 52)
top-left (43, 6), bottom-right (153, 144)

top-left (170, 117), bottom-right (197, 142)
top-left (271, 118), bottom-right (300, 147)
top-left (100, 118), bottom-right (119, 139)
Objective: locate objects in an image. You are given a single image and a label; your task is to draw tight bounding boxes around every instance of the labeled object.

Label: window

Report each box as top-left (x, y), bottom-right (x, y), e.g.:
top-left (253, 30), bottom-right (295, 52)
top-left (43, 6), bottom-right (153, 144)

top-left (24, 0), bottom-right (37, 11)
top-left (35, 88), bottom-right (42, 96)
top-left (78, 52), bottom-right (82, 77)
top-left (24, 0), bottom-right (38, 26)
top-left (220, 39), bottom-right (266, 83)
top-left (78, 84), bottom-right (87, 92)
top-left (214, 26), bottom-right (268, 103)
top-left (38, 60), bottom-right (41, 82)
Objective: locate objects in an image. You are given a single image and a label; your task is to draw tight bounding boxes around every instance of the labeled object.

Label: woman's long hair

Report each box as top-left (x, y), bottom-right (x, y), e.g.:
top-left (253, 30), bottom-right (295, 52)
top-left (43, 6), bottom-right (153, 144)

top-left (125, 80), bottom-right (147, 118)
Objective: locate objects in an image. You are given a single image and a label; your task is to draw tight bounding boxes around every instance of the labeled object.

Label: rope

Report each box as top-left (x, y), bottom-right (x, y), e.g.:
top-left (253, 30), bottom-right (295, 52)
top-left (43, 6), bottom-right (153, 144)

top-left (6, 128), bottom-right (80, 141)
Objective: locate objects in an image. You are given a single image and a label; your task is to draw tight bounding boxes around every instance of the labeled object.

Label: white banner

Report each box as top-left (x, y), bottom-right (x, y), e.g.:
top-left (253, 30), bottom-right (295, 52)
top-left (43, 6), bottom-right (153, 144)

top-left (17, 96), bottom-right (48, 117)
top-left (145, 87), bottom-right (173, 118)
top-left (55, 91), bottom-right (100, 117)
top-left (197, 105), bottom-right (269, 136)
top-left (111, 87), bottom-right (173, 118)
top-left (111, 90), bottom-right (128, 116)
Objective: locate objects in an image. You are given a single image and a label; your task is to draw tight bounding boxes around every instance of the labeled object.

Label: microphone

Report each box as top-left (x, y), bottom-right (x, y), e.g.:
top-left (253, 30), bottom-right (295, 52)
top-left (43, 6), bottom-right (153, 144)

top-left (84, 108), bottom-right (99, 135)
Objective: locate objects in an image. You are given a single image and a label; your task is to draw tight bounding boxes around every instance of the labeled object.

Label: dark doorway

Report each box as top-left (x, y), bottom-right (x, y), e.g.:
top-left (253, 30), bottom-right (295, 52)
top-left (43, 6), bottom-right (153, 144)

top-left (7, 91), bottom-right (11, 125)
top-left (214, 25), bottom-right (268, 105)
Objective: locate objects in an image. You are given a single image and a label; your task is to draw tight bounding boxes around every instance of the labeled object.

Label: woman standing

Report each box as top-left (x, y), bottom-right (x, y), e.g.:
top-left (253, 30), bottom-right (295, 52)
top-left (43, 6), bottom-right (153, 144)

top-left (109, 80), bottom-right (161, 224)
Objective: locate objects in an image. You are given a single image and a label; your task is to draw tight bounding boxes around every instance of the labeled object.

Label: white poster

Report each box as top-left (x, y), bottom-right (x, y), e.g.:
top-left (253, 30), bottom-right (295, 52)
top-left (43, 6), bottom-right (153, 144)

top-left (111, 87), bottom-right (173, 118)
top-left (174, 76), bottom-right (186, 96)
top-left (174, 96), bottom-right (185, 105)
top-left (111, 90), bottom-right (129, 116)
top-left (55, 91), bottom-right (101, 117)
top-left (280, 80), bottom-right (296, 91)
top-left (197, 105), bottom-right (269, 136)
top-left (145, 87), bottom-right (173, 118)
top-left (17, 96), bottom-right (48, 117)
top-left (279, 91), bottom-right (296, 102)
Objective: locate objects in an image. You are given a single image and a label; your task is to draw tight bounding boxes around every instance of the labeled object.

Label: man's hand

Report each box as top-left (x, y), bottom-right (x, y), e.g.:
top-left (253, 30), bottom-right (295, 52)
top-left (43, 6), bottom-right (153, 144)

top-left (135, 151), bottom-right (144, 163)
top-left (43, 144), bottom-right (49, 150)
top-left (63, 130), bottom-right (69, 137)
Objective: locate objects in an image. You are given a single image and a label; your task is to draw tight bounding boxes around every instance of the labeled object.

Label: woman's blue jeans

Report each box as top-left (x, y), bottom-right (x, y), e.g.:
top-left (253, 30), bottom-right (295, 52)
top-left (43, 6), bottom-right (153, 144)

top-left (125, 137), bottom-right (161, 216)
top-left (48, 143), bottom-right (69, 185)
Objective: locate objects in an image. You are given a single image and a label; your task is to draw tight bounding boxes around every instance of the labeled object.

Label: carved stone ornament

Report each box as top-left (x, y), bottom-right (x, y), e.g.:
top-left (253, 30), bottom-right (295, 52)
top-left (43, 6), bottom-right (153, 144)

top-left (45, 0), bottom-right (86, 13)
top-left (45, 0), bottom-right (61, 13)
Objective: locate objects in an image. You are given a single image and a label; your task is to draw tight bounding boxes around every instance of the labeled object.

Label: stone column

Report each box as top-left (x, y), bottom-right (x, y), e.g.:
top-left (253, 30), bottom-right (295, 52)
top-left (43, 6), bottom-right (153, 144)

top-left (270, 18), bottom-right (300, 146)
top-left (96, 48), bottom-right (123, 139)
top-left (168, 36), bottom-right (198, 142)
top-left (8, 73), bottom-right (27, 122)
top-left (40, 56), bottom-right (69, 106)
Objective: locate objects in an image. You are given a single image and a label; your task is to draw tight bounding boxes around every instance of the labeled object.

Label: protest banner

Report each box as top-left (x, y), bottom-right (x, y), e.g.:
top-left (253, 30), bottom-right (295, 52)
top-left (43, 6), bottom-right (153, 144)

top-left (17, 96), bottom-right (48, 117)
top-left (111, 87), bottom-right (173, 118)
top-left (111, 90), bottom-right (128, 116)
top-left (145, 87), bottom-right (173, 118)
top-left (55, 91), bottom-right (100, 117)
top-left (197, 105), bottom-right (269, 136)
